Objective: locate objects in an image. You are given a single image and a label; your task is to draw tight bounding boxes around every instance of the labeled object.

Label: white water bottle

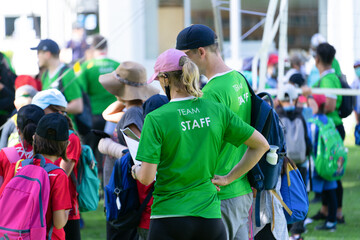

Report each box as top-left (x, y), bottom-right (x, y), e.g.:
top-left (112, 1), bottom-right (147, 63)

top-left (266, 145), bottom-right (279, 165)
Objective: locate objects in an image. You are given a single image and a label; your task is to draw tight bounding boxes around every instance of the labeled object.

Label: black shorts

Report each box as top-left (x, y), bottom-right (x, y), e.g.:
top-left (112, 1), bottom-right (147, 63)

top-left (148, 216), bottom-right (226, 240)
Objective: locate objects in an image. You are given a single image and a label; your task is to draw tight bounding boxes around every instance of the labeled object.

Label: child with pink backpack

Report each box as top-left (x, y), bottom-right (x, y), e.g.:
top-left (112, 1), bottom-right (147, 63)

top-left (0, 104), bottom-right (44, 188)
top-left (0, 113), bottom-right (72, 240)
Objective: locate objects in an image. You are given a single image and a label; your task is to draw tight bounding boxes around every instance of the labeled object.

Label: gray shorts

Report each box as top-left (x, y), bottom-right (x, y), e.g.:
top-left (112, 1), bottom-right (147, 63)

top-left (221, 193), bottom-right (253, 240)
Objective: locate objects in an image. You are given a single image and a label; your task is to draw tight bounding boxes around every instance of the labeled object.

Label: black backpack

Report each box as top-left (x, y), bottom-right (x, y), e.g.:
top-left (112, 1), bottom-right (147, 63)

top-left (239, 73), bottom-right (286, 227)
top-left (317, 74), bottom-right (354, 118)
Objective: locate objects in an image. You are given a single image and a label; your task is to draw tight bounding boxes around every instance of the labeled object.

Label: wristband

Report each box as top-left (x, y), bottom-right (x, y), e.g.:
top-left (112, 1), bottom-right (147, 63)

top-left (132, 164), bottom-right (141, 180)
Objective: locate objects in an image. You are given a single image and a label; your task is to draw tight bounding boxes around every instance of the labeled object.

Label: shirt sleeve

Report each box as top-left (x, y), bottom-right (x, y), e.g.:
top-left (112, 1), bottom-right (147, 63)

top-left (66, 133), bottom-right (81, 163)
top-left (50, 170), bottom-right (72, 211)
top-left (136, 115), bottom-right (162, 164)
top-left (62, 69), bottom-right (82, 102)
top-left (122, 107), bottom-right (144, 131)
top-left (320, 75), bottom-right (338, 99)
top-left (223, 107), bottom-right (255, 147)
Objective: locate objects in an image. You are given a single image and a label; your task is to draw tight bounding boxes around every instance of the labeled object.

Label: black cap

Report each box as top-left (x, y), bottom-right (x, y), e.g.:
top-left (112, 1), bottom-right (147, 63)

top-left (36, 113), bottom-right (69, 141)
top-left (176, 24), bottom-right (216, 50)
top-left (289, 73), bottom-right (305, 87)
top-left (17, 104), bottom-right (45, 132)
top-left (30, 39), bottom-right (60, 54)
top-left (143, 94), bottom-right (169, 118)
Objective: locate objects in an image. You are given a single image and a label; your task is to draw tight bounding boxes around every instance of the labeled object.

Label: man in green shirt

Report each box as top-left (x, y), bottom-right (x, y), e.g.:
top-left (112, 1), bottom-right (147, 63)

top-left (31, 39), bottom-right (83, 124)
top-left (78, 35), bottom-right (119, 131)
top-left (176, 24), bottom-right (253, 240)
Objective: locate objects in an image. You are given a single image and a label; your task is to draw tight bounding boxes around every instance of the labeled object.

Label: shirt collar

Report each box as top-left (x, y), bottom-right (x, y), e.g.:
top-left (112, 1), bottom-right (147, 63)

top-left (49, 63), bottom-right (65, 79)
top-left (170, 96), bottom-right (195, 102)
top-left (208, 69), bottom-right (234, 82)
top-left (320, 68), bottom-right (335, 78)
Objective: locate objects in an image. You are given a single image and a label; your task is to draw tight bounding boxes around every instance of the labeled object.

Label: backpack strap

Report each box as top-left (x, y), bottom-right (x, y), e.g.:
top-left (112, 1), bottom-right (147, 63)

top-left (57, 65), bottom-right (70, 93)
top-left (269, 189), bottom-right (293, 216)
top-left (44, 163), bottom-right (61, 173)
top-left (0, 233), bottom-right (9, 240)
top-left (240, 71), bottom-right (273, 136)
top-left (2, 147), bottom-right (20, 164)
top-left (14, 159), bottom-right (24, 175)
top-left (48, 224), bottom-right (54, 240)
top-left (138, 187), bottom-right (154, 214)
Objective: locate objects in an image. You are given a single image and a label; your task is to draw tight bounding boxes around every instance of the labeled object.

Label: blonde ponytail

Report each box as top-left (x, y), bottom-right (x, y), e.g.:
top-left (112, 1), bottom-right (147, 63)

top-left (179, 56), bottom-right (203, 97)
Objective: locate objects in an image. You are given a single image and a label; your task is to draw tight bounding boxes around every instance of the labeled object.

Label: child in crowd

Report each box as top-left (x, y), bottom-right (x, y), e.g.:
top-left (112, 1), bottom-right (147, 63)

top-left (99, 61), bottom-right (159, 240)
top-left (308, 95), bottom-right (338, 232)
top-left (29, 113), bottom-right (72, 239)
top-left (32, 89), bottom-right (82, 240)
top-left (0, 104), bottom-right (44, 188)
top-left (0, 75), bottom-right (39, 148)
top-left (0, 113), bottom-right (72, 240)
top-left (276, 83), bottom-right (312, 240)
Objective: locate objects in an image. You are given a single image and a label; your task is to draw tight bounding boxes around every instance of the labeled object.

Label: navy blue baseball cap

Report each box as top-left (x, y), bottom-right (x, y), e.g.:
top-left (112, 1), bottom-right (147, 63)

top-left (31, 39), bottom-right (60, 54)
top-left (176, 24), bottom-right (216, 50)
top-left (36, 113), bottom-right (69, 141)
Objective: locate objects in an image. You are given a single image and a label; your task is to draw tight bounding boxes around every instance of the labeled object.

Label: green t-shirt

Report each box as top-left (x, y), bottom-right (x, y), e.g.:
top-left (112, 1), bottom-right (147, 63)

top-left (136, 97), bottom-right (254, 218)
top-left (313, 71), bottom-right (342, 126)
top-left (201, 70), bottom-right (252, 200)
top-left (332, 58), bottom-right (342, 77)
top-left (41, 65), bottom-right (82, 129)
top-left (78, 58), bottom-right (119, 115)
top-left (41, 65), bottom-right (82, 102)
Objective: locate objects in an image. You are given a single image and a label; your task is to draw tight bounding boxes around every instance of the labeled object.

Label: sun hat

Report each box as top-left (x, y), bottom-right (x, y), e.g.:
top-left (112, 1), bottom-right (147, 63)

top-left (176, 24), bottom-right (216, 51)
top-left (31, 89), bottom-right (68, 110)
top-left (99, 61), bottom-right (159, 101)
top-left (148, 48), bottom-right (187, 84)
top-left (36, 113), bottom-right (69, 141)
top-left (17, 104), bottom-right (45, 133)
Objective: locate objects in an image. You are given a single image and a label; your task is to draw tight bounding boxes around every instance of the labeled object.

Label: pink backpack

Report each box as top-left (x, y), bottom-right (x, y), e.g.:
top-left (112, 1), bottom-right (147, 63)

top-left (0, 147), bottom-right (20, 189)
top-left (0, 154), bottom-right (60, 240)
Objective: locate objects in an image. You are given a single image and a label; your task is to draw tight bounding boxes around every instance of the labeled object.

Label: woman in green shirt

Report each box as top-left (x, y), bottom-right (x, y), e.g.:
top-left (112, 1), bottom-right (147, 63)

top-left (132, 49), bottom-right (269, 240)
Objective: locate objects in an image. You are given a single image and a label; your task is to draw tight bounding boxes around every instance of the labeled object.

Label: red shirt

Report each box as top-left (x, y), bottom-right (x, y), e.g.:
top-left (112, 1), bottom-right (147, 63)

top-left (55, 132), bottom-right (81, 220)
top-left (137, 181), bottom-right (154, 229)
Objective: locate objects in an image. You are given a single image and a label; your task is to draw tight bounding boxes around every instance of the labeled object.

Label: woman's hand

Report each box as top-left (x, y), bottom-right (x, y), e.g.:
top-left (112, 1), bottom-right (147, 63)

top-left (211, 175), bottom-right (230, 191)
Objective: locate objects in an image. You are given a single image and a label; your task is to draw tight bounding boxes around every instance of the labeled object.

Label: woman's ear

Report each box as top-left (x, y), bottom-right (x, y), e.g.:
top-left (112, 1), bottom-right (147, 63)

top-left (164, 74), bottom-right (169, 86)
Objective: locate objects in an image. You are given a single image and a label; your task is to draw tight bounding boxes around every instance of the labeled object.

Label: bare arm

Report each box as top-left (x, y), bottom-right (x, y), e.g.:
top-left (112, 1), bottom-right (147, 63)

top-left (102, 101), bottom-right (125, 123)
top-left (53, 209), bottom-right (69, 229)
top-left (307, 97), bottom-right (319, 114)
top-left (211, 130), bottom-right (270, 187)
top-left (324, 97), bottom-right (337, 114)
top-left (66, 98), bottom-right (83, 114)
top-left (60, 160), bottom-right (76, 177)
top-left (131, 162), bottom-right (157, 186)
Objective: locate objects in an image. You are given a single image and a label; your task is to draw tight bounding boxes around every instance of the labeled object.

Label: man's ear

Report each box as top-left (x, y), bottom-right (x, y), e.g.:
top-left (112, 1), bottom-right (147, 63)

top-left (198, 47), bottom-right (206, 58)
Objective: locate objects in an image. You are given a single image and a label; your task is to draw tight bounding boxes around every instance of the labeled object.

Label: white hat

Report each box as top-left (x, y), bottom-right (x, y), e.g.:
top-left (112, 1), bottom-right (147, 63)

top-left (277, 83), bottom-right (298, 104)
top-left (32, 89), bottom-right (68, 109)
top-left (310, 33), bottom-right (326, 49)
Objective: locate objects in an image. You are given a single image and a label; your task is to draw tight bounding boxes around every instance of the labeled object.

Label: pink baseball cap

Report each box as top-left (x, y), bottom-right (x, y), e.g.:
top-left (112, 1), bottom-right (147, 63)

top-left (148, 48), bottom-right (187, 83)
top-left (312, 94), bottom-right (326, 108)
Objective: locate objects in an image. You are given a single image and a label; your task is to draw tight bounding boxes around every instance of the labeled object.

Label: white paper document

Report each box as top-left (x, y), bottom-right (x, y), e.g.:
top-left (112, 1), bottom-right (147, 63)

top-left (120, 128), bottom-right (142, 165)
